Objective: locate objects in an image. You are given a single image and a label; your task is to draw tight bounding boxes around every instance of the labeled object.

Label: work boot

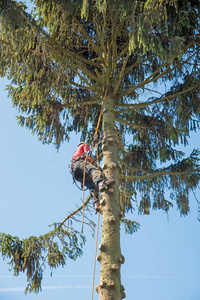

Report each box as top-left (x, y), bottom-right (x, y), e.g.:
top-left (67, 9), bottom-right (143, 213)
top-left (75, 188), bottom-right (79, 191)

top-left (98, 179), bottom-right (115, 192)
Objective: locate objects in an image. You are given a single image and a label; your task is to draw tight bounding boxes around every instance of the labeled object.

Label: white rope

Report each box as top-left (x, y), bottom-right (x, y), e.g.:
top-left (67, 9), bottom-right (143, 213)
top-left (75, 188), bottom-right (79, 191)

top-left (91, 212), bottom-right (100, 300)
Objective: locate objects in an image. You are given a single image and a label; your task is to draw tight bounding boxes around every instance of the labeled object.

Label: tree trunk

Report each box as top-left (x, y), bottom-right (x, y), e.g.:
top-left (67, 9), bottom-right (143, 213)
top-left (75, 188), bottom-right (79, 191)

top-left (96, 95), bottom-right (125, 300)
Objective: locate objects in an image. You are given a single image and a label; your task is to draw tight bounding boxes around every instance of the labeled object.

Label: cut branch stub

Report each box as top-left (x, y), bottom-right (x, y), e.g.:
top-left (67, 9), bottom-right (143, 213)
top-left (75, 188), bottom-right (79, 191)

top-left (99, 280), bottom-right (106, 287)
top-left (96, 254), bottom-right (101, 262)
top-left (100, 198), bottom-right (106, 206)
top-left (107, 279), bottom-right (115, 287)
top-left (118, 255), bottom-right (125, 264)
top-left (107, 138), bottom-right (114, 144)
top-left (99, 243), bottom-right (106, 251)
top-left (102, 163), bottom-right (108, 170)
top-left (102, 144), bottom-right (108, 151)
top-left (121, 284), bottom-right (125, 291)
top-left (109, 162), bottom-right (117, 169)
top-left (119, 211), bottom-right (124, 218)
top-left (121, 291), bottom-right (126, 299)
top-left (111, 263), bottom-right (119, 270)
top-left (109, 215), bottom-right (116, 223)
top-left (96, 280), bottom-right (106, 292)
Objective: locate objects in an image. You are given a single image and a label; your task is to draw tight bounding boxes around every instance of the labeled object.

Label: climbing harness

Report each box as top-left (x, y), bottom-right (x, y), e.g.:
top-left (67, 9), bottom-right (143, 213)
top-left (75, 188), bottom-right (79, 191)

top-left (69, 134), bottom-right (117, 190)
top-left (71, 171), bottom-right (89, 191)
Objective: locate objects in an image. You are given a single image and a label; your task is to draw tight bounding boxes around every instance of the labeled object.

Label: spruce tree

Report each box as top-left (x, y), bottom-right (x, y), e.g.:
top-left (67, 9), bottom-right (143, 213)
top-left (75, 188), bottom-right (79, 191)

top-left (0, 0), bottom-right (200, 299)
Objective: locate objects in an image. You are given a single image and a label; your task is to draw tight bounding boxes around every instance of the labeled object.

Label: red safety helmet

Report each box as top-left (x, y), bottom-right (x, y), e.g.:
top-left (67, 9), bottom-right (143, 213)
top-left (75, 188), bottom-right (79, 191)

top-left (77, 142), bottom-right (86, 147)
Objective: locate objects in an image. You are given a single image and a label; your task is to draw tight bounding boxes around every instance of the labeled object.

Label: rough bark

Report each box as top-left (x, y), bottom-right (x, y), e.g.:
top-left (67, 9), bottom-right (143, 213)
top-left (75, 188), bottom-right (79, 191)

top-left (96, 94), bottom-right (125, 299)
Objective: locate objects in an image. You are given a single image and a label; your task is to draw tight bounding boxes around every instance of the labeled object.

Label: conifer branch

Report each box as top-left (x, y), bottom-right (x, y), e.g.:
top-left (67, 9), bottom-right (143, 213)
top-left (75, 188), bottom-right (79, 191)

top-left (117, 82), bottom-right (200, 114)
top-left (94, 17), bottom-right (106, 55)
top-left (121, 169), bottom-right (200, 181)
top-left (48, 49), bottom-right (96, 89)
top-left (0, 38), bottom-right (41, 55)
top-left (115, 117), bottom-right (150, 130)
top-left (64, 46), bottom-right (102, 68)
top-left (118, 157), bottom-right (149, 174)
top-left (63, 98), bottom-right (101, 108)
top-left (95, 69), bottom-right (106, 88)
top-left (74, 18), bottom-right (105, 63)
top-left (16, 4), bottom-right (102, 87)
top-left (113, 50), bottom-right (130, 97)
top-left (67, 79), bottom-right (103, 94)
top-left (117, 47), bottom-right (130, 61)
top-left (0, 38), bottom-right (10, 46)
top-left (117, 61), bottom-right (169, 99)
top-left (50, 44), bottom-right (102, 85)
top-left (2, 33), bottom-right (100, 92)
top-left (55, 43), bottom-right (102, 77)
top-left (123, 54), bottom-right (156, 77)
top-left (117, 37), bottom-right (199, 99)
top-left (43, 44), bottom-right (101, 88)
top-left (152, 50), bottom-right (199, 83)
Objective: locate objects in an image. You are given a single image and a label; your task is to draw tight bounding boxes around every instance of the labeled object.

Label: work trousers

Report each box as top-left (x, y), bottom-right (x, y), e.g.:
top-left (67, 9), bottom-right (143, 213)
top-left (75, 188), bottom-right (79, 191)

top-left (71, 159), bottom-right (105, 206)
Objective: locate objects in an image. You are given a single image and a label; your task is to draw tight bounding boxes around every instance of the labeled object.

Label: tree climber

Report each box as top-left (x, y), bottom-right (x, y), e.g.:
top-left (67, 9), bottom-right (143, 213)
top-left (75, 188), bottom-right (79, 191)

top-left (71, 142), bottom-right (115, 211)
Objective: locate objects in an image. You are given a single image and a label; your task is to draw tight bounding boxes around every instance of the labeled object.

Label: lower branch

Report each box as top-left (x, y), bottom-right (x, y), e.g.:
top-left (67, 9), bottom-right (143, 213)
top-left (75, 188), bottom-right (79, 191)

top-left (58, 195), bottom-right (91, 229)
top-left (121, 169), bottom-right (200, 181)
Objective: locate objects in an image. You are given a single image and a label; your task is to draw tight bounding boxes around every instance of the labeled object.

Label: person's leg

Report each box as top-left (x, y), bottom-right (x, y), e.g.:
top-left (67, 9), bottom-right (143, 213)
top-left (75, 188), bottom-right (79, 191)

top-left (72, 160), bottom-right (84, 183)
top-left (85, 162), bottom-right (115, 192)
top-left (82, 178), bottom-right (100, 210)
top-left (85, 162), bottom-right (105, 186)
top-left (72, 160), bottom-right (115, 210)
top-left (89, 187), bottom-right (100, 208)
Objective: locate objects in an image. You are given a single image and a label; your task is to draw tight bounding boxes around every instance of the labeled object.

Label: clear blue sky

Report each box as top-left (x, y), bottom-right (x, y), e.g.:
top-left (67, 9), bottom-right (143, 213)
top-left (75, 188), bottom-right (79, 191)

top-left (0, 2), bottom-right (200, 298)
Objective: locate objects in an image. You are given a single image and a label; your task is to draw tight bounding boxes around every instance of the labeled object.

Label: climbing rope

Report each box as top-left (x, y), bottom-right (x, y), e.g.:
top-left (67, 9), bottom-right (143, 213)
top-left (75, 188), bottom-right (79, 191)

top-left (90, 134), bottom-right (117, 152)
top-left (93, 88), bottom-right (108, 142)
top-left (74, 86), bottom-right (118, 296)
top-left (91, 211), bottom-right (100, 300)
top-left (81, 157), bottom-right (87, 233)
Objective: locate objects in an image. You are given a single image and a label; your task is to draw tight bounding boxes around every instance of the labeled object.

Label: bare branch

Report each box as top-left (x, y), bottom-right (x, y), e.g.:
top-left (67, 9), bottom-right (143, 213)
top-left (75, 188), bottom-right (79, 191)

top-left (117, 82), bottom-right (200, 114)
top-left (68, 79), bottom-right (103, 94)
top-left (118, 157), bottom-right (149, 174)
top-left (115, 117), bottom-right (151, 130)
top-left (58, 196), bottom-right (91, 229)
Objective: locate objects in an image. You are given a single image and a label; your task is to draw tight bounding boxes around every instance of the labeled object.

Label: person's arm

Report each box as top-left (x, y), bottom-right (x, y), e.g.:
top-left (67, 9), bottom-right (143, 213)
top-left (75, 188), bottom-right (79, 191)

top-left (87, 155), bottom-right (98, 167)
top-left (84, 145), bottom-right (98, 167)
